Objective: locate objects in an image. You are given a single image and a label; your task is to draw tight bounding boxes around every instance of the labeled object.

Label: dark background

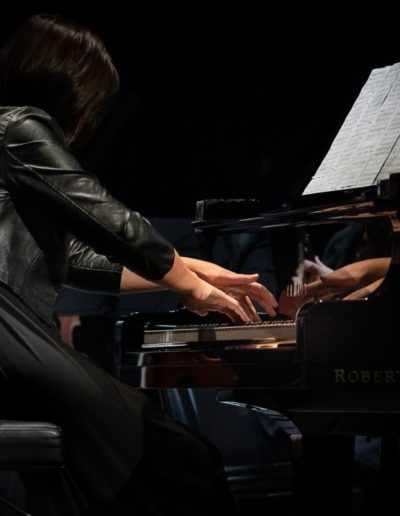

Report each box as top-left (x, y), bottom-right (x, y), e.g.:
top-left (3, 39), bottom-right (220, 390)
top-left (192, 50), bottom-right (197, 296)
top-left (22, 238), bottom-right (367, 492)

top-left (2, 15), bottom-right (400, 217)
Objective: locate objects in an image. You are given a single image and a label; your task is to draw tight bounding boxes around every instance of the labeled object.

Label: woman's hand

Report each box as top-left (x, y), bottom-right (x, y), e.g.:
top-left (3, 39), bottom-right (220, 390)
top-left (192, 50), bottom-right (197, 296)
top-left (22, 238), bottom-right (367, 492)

top-left (182, 257), bottom-right (258, 286)
top-left (156, 252), bottom-right (277, 322)
top-left (182, 257), bottom-right (278, 317)
top-left (181, 279), bottom-right (256, 323)
top-left (221, 283), bottom-right (277, 319)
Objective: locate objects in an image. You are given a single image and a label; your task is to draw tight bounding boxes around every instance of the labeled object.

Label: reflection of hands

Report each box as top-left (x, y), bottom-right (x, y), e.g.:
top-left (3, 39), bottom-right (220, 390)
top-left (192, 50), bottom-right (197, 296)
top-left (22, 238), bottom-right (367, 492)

top-left (303, 256), bottom-right (333, 282)
top-left (183, 257), bottom-right (278, 317)
top-left (306, 258), bottom-right (390, 299)
top-left (342, 278), bottom-right (385, 300)
top-left (279, 258), bottom-right (390, 318)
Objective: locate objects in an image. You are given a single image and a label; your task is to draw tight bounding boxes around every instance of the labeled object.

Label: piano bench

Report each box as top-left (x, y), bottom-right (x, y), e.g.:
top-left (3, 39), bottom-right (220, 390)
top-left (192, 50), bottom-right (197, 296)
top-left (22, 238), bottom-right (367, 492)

top-left (0, 420), bottom-right (63, 470)
top-left (0, 420), bottom-right (65, 516)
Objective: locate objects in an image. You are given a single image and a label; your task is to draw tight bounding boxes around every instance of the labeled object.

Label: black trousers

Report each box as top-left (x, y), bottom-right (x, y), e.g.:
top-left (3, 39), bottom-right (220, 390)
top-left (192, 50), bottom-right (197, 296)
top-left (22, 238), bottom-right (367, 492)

top-left (19, 402), bottom-right (238, 516)
top-left (0, 284), bottom-right (238, 515)
top-left (88, 402), bottom-right (238, 516)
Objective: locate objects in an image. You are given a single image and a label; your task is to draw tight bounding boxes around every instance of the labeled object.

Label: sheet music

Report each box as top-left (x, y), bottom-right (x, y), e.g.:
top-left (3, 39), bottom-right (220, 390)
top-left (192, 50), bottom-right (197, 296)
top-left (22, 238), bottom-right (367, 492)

top-left (303, 63), bottom-right (400, 195)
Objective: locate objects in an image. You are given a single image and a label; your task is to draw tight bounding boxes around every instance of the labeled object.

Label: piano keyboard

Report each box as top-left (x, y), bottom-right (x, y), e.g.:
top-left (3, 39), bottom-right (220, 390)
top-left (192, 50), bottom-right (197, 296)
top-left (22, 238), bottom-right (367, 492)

top-left (143, 320), bottom-right (296, 345)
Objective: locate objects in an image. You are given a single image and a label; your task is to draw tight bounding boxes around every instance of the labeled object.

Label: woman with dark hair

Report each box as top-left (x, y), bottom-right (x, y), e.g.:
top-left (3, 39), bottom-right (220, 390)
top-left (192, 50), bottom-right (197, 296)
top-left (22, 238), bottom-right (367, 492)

top-left (0, 14), bottom-right (277, 515)
top-left (0, 14), bottom-right (120, 145)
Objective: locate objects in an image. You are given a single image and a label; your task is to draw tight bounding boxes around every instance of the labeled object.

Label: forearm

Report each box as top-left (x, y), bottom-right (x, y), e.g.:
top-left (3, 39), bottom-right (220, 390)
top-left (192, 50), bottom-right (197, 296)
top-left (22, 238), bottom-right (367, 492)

top-left (120, 255), bottom-right (232, 294)
top-left (181, 256), bottom-right (202, 268)
top-left (155, 251), bottom-right (202, 295)
top-left (122, 251), bottom-right (259, 323)
top-left (120, 252), bottom-right (201, 295)
top-left (120, 267), bottom-right (166, 293)
top-left (350, 257), bottom-right (390, 285)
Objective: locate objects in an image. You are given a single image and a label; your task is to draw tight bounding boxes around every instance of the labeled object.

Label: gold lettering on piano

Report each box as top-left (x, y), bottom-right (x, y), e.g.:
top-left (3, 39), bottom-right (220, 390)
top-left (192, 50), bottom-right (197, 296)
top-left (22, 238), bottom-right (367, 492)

top-left (334, 369), bottom-right (400, 384)
top-left (385, 371), bottom-right (395, 383)
top-left (361, 370), bottom-right (371, 383)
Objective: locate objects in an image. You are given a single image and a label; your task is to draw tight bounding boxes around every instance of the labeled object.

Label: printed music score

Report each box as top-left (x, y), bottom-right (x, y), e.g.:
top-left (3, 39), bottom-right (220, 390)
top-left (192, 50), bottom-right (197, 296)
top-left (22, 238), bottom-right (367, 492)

top-left (304, 62), bottom-right (400, 195)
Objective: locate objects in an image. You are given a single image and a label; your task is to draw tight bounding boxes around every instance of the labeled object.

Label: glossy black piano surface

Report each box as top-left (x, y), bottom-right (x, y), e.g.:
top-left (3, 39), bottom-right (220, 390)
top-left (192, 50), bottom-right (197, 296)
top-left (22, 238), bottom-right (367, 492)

top-left (114, 173), bottom-right (400, 435)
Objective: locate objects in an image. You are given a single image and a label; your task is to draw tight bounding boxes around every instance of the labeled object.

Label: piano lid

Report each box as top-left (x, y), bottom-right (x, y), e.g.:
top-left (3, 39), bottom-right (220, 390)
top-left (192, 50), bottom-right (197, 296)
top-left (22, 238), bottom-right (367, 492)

top-left (193, 173), bottom-right (400, 233)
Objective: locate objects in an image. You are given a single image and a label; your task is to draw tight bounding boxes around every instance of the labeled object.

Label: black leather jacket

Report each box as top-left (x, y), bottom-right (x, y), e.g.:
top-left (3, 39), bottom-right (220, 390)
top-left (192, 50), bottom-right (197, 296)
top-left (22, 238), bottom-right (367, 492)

top-left (0, 106), bottom-right (175, 325)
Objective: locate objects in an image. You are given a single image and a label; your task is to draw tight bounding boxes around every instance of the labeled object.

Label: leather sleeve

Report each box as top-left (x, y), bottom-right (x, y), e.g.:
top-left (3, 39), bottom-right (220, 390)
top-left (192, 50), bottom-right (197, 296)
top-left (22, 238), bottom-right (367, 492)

top-left (2, 107), bottom-right (175, 280)
top-left (67, 236), bottom-right (123, 293)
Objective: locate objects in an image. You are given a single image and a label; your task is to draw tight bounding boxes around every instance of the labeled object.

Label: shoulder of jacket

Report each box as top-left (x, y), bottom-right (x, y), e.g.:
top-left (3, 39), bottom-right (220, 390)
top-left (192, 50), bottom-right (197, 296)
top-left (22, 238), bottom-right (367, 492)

top-left (1, 106), bottom-right (66, 143)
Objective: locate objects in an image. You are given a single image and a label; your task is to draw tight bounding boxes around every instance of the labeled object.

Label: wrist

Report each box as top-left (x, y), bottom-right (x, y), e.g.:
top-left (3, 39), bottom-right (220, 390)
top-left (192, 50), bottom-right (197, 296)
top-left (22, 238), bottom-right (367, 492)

top-left (158, 252), bottom-right (204, 296)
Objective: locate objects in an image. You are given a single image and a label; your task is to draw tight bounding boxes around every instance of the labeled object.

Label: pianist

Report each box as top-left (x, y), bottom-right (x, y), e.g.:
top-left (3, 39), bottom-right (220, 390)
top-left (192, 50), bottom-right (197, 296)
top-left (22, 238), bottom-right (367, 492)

top-left (0, 14), bottom-right (278, 515)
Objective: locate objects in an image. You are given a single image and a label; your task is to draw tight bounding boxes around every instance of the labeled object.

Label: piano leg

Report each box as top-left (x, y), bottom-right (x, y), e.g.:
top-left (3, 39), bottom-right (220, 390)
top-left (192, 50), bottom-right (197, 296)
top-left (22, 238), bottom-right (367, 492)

top-left (361, 435), bottom-right (400, 514)
top-left (290, 434), bottom-right (355, 516)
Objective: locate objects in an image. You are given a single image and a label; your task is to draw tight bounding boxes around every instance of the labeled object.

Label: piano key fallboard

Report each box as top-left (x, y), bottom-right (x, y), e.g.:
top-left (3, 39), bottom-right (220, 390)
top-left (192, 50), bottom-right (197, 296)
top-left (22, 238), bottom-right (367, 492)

top-left (143, 320), bottom-right (296, 346)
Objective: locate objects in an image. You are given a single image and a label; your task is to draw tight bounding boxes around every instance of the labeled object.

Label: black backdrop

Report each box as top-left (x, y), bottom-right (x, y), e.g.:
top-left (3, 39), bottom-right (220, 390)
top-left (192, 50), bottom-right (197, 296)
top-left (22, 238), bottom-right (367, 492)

top-left (2, 14), bottom-right (400, 217)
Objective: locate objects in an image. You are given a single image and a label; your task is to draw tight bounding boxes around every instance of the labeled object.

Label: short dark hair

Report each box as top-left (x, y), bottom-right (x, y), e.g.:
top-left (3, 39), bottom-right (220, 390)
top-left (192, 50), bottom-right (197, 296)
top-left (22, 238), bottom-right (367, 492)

top-left (0, 14), bottom-right (120, 145)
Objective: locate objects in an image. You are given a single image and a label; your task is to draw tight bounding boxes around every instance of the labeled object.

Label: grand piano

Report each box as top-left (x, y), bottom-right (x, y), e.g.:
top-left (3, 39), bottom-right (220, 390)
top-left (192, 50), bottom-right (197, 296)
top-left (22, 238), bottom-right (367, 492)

top-left (116, 174), bottom-right (400, 430)
top-left (113, 173), bottom-right (400, 514)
